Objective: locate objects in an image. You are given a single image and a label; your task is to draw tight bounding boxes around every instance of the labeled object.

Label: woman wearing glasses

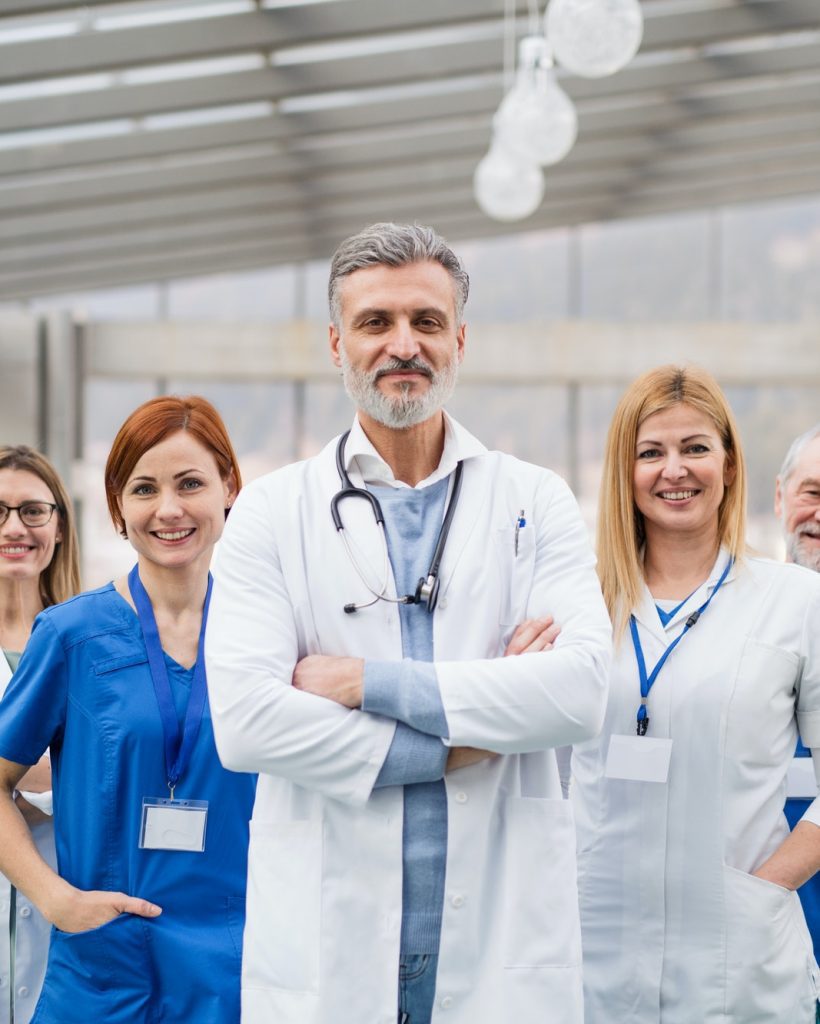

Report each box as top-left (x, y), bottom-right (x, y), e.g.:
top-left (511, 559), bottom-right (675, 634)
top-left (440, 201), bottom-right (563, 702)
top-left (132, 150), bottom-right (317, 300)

top-left (0, 446), bottom-right (81, 1024)
top-left (0, 398), bottom-right (256, 1023)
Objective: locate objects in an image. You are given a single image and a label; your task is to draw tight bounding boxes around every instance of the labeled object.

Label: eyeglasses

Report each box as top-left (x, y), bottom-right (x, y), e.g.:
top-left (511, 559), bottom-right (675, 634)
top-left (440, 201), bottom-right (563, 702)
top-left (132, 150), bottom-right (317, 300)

top-left (0, 502), bottom-right (60, 528)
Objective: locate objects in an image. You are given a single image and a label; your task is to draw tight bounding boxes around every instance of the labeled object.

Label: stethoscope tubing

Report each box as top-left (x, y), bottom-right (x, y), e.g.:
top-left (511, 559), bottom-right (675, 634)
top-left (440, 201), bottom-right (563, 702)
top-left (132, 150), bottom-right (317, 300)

top-left (331, 429), bottom-right (463, 614)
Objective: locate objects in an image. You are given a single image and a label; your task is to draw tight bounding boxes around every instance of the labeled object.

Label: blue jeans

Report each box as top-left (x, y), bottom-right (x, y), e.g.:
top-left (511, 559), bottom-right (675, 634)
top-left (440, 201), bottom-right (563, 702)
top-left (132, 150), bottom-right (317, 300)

top-left (398, 954), bottom-right (438, 1024)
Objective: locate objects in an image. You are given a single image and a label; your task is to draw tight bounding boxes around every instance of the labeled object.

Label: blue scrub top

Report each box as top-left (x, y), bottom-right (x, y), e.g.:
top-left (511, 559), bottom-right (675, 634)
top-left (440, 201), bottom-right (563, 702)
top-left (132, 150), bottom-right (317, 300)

top-left (0, 585), bottom-right (257, 1024)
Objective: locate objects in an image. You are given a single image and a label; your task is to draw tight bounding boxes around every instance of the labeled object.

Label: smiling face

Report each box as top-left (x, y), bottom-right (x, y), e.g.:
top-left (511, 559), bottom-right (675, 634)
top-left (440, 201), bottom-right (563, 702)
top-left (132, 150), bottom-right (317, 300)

top-left (0, 468), bottom-right (62, 585)
top-left (776, 435), bottom-right (820, 571)
top-left (633, 403), bottom-right (735, 545)
top-left (117, 430), bottom-right (236, 575)
top-left (329, 260), bottom-right (465, 430)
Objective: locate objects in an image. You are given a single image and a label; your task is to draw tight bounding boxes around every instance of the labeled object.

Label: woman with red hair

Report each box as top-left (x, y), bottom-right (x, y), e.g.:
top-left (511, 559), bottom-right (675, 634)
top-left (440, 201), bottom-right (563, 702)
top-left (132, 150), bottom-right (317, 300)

top-left (0, 396), bottom-right (256, 1024)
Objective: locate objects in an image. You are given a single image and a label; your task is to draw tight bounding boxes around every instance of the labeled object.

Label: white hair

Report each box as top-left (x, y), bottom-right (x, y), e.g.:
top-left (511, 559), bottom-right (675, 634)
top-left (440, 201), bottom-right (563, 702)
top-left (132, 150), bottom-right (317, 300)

top-left (779, 423), bottom-right (820, 483)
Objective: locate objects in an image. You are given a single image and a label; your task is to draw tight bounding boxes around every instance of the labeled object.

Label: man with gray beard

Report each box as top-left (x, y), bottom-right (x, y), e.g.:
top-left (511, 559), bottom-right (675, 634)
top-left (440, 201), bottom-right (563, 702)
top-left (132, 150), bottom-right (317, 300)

top-left (777, 424), bottom-right (820, 572)
top-left (779, 423), bottom-right (820, 965)
top-left (206, 222), bottom-right (611, 1024)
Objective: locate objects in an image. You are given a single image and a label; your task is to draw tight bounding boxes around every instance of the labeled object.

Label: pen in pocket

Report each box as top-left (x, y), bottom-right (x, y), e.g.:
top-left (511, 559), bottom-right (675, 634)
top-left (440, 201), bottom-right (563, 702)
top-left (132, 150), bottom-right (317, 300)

top-left (514, 510), bottom-right (526, 556)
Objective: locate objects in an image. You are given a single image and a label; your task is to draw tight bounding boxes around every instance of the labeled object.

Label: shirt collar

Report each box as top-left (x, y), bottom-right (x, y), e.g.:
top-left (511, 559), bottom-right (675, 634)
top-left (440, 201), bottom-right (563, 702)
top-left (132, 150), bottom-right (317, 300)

top-left (344, 411), bottom-right (487, 489)
top-left (634, 544), bottom-right (737, 635)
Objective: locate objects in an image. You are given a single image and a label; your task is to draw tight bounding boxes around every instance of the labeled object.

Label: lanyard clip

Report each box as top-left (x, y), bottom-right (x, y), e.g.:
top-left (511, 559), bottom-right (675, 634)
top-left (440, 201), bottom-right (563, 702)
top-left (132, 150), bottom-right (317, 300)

top-left (168, 783), bottom-right (176, 802)
top-left (636, 701), bottom-right (649, 737)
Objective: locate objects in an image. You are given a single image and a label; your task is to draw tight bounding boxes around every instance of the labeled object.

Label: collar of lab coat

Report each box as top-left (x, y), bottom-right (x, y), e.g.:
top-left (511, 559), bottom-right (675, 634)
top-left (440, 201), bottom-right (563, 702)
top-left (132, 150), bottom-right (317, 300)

top-left (632, 544), bottom-right (738, 639)
top-left (343, 410), bottom-right (487, 489)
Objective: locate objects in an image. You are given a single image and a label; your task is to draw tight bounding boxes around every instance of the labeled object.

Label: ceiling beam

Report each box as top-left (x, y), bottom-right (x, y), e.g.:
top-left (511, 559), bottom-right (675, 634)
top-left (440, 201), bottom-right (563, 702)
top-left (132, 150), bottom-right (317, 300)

top-left (0, 1), bottom-right (509, 84)
top-left (2, 80), bottom-right (820, 242)
top-left (0, 0), bottom-right (131, 13)
top-left (3, 158), bottom-right (819, 303)
top-left (0, 0), bottom-right (818, 87)
top-left (3, 101), bottom-right (820, 221)
top-left (3, 18), bottom-right (820, 137)
top-left (2, 137), bottom-right (820, 282)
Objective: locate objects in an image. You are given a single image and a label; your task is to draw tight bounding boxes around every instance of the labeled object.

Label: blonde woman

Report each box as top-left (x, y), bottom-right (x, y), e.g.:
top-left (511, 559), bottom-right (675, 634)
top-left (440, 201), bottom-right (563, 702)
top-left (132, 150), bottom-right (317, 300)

top-left (572, 366), bottom-right (820, 1022)
top-left (0, 446), bottom-right (81, 1024)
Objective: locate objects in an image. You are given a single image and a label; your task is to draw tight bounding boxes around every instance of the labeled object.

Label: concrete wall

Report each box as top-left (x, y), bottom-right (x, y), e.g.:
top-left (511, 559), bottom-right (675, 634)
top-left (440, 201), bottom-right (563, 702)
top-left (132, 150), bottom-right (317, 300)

top-left (0, 311), bottom-right (39, 448)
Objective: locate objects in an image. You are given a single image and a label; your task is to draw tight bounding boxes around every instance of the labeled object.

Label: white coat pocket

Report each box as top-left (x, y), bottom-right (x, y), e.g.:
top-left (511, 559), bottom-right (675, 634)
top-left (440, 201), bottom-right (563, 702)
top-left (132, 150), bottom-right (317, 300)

top-left (243, 819), bottom-right (322, 992)
top-left (492, 524), bottom-right (536, 630)
top-left (501, 796), bottom-right (581, 969)
top-left (725, 640), bottom-right (800, 766)
top-left (723, 864), bottom-right (816, 1021)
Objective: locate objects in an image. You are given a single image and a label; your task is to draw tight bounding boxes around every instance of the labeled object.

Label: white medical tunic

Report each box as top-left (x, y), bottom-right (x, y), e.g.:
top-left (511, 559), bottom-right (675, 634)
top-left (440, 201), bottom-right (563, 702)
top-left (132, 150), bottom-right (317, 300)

top-left (572, 553), bottom-right (820, 1023)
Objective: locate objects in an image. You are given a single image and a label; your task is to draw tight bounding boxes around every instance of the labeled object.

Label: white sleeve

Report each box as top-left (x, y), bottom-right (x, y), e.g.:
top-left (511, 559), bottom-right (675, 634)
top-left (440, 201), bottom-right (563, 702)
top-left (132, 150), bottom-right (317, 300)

top-left (437, 475), bottom-right (612, 752)
top-left (796, 585), bottom-right (820, 824)
top-left (205, 479), bottom-right (395, 807)
top-left (801, 753), bottom-right (820, 825)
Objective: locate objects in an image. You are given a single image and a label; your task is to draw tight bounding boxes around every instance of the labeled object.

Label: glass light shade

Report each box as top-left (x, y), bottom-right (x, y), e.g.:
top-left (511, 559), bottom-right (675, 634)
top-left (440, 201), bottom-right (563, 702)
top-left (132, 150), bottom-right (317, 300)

top-left (473, 146), bottom-right (544, 222)
top-left (546, 0), bottom-right (643, 78)
top-left (494, 67), bottom-right (578, 167)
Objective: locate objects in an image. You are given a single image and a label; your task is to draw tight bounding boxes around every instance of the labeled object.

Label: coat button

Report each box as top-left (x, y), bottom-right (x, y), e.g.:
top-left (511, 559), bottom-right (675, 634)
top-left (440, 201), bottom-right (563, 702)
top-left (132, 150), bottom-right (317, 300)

top-left (454, 791), bottom-right (468, 803)
top-left (17, 986), bottom-right (29, 997)
top-left (439, 597), bottom-right (448, 610)
top-left (19, 906), bottom-right (31, 918)
top-left (440, 996), bottom-right (453, 1010)
top-left (451, 894), bottom-right (465, 908)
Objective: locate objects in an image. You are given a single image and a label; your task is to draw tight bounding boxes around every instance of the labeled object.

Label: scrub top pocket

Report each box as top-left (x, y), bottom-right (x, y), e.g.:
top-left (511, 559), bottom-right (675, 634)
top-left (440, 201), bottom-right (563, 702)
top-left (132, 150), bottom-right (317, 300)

top-left (34, 915), bottom-right (153, 1024)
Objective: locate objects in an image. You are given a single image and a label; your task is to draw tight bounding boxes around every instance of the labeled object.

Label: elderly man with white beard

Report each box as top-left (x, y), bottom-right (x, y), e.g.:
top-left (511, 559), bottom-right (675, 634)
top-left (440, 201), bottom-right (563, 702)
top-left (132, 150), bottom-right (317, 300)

top-left (205, 222), bottom-right (611, 1024)
top-left (778, 423), bottom-right (820, 969)
top-left (777, 424), bottom-right (820, 572)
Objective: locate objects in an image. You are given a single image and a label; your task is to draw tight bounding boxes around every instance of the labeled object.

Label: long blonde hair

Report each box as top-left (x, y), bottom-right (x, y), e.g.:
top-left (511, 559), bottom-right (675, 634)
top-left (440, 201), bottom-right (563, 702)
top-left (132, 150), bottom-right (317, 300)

top-left (0, 445), bottom-right (81, 606)
top-left (597, 365), bottom-right (747, 640)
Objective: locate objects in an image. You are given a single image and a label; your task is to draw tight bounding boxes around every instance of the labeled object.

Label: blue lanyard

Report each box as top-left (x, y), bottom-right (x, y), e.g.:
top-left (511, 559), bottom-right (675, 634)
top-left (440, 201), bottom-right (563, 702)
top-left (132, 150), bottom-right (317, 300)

top-left (630, 558), bottom-right (733, 736)
top-left (128, 564), bottom-right (212, 796)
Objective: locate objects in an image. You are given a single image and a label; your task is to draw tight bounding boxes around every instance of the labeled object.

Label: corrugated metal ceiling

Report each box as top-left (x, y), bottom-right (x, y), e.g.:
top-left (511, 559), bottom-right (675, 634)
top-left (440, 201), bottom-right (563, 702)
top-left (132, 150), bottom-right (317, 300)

top-left (0, 0), bottom-right (818, 298)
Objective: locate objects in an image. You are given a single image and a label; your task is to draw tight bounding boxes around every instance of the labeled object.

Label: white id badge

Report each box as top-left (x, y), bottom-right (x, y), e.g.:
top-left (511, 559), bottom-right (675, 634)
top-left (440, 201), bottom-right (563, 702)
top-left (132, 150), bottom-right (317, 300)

top-left (139, 797), bottom-right (208, 852)
top-left (605, 734), bottom-right (673, 784)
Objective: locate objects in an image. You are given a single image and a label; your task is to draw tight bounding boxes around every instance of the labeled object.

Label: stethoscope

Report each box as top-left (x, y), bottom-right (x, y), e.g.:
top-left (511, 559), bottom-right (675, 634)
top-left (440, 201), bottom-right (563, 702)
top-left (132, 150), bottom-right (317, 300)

top-left (331, 429), bottom-right (464, 615)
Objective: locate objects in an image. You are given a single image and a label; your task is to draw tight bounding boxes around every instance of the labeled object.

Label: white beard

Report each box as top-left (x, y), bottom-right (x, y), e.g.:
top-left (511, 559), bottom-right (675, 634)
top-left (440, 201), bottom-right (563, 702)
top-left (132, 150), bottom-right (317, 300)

top-left (338, 342), bottom-right (459, 430)
top-left (786, 525), bottom-right (820, 572)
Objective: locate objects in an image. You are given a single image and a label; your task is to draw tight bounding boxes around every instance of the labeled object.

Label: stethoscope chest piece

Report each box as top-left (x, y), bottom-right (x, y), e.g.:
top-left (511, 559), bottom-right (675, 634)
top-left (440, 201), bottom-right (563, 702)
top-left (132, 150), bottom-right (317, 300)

top-left (414, 574), bottom-right (440, 614)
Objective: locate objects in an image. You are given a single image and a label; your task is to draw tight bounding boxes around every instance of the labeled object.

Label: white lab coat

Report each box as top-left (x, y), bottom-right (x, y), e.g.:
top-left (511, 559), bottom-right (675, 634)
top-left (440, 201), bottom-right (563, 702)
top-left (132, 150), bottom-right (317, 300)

top-left (0, 653), bottom-right (55, 1024)
top-left (572, 552), bottom-right (820, 1023)
top-left (206, 415), bottom-right (612, 1024)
